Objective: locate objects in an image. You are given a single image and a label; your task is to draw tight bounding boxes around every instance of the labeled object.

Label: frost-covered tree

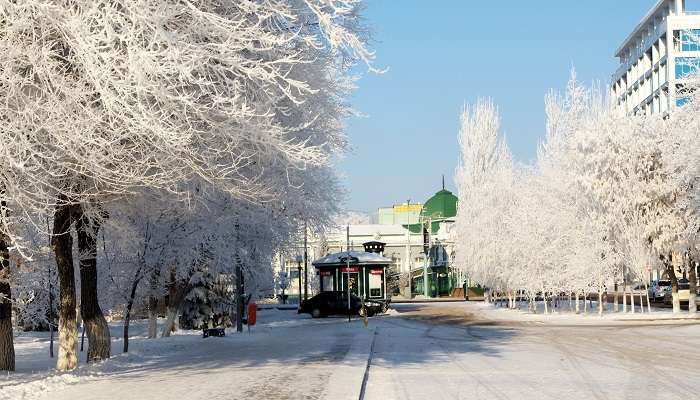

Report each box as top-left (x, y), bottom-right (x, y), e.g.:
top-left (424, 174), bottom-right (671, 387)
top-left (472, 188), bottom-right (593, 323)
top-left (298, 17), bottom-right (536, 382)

top-left (455, 71), bottom-right (700, 316)
top-left (454, 99), bottom-right (510, 302)
top-left (1, 0), bottom-right (373, 370)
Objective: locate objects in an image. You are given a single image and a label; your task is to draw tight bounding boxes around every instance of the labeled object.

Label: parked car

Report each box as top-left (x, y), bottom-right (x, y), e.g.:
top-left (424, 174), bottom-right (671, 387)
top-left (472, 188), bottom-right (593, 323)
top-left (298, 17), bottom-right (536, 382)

top-left (663, 279), bottom-right (691, 305)
top-left (299, 291), bottom-right (386, 318)
top-left (649, 280), bottom-right (672, 302)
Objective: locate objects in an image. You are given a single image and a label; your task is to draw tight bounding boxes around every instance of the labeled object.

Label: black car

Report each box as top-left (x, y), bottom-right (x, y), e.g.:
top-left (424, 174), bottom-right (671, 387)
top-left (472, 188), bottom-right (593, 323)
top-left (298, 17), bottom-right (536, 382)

top-left (299, 291), bottom-right (386, 318)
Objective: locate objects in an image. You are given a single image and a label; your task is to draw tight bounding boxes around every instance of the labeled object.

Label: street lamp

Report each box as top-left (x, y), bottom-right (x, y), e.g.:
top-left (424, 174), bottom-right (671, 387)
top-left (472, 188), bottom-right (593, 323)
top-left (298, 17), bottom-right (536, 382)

top-left (295, 255), bottom-right (303, 308)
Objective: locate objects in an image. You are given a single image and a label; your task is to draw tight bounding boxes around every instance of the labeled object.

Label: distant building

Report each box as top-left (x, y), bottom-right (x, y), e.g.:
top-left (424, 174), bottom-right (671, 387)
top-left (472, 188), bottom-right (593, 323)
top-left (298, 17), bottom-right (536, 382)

top-left (274, 184), bottom-right (464, 300)
top-left (377, 202), bottom-right (423, 225)
top-left (611, 0), bottom-right (700, 116)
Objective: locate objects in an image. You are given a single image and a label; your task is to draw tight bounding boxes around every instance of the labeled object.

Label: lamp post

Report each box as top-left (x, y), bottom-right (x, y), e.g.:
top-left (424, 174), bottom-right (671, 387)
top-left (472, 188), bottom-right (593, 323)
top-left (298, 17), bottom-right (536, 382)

top-left (304, 221), bottom-right (308, 301)
top-left (295, 255), bottom-right (303, 308)
top-left (406, 199), bottom-right (412, 299)
top-left (423, 217), bottom-right (430, 298)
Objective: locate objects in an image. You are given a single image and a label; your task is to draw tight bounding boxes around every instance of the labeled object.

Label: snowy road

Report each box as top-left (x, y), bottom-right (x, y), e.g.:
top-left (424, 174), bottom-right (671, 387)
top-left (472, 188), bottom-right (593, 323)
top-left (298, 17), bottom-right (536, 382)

top-left (3, 303), bottom-right (700, 400)
top-left (364, 303), bottom-right (700, 400)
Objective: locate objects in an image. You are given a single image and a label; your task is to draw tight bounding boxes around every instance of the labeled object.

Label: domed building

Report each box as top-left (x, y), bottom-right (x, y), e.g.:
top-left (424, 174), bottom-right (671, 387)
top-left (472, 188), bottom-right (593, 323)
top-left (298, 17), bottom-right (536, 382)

top-left (405, 181), bottom-right (459, 297)
top-left (272, 179), bottom-right (464, 301)
top-left (406, 184), bottom-right (458, 234)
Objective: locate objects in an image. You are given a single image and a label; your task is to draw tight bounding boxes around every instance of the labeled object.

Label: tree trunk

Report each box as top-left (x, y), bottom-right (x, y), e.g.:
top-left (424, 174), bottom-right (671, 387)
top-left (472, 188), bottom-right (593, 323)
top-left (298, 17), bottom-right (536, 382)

top-left (148, 296), bottom-right (158, 339)
top-left (123, 266), bottom-right (143, 353)
top-left (0, 225), bottom-right (15, 371)
top-left (598, 290), bottom-right (603, 316)
top-left (688, 260), bottom-right (697, 314)
top-left (630, 285), bottom-right (636, 314)
top-left (613, 283), bottom-right (619, 312)
top-left (575, 292), bottom-right (580, 314)
top-left (583, 292), bottom-right (588, 314)
top-left (666, 257), bottom-right (681, 314)
top-left (161, 290), bottom-right (187, 338)
top-left (75, 209), bottom-right (110, 363)
top-left (623, 284), bottom-right (628, 313)
top-left (147, 268), bottom-right (160, 339)
top-left (161, 279), bottom-right (188, 338)
top-left (53, 201), bottom-right (78, 371)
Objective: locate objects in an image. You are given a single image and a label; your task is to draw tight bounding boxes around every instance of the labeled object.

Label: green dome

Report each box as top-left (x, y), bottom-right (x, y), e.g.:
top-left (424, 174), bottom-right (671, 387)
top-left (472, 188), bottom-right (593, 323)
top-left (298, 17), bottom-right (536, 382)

top-left (421, 189), bottom-right (458, 221)
top-left (404, 188), bottom-right (458, 234)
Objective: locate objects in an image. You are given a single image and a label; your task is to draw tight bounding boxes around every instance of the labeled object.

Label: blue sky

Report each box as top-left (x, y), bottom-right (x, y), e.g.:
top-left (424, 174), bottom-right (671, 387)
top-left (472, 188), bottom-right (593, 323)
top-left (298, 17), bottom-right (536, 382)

top-left (336, 0), bottom-right (662, 215)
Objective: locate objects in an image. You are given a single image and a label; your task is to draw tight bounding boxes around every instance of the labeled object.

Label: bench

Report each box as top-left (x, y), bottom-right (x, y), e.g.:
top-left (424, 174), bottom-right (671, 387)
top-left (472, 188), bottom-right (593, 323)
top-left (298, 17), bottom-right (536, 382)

top-left (202, 328), bottom-right (226, 338)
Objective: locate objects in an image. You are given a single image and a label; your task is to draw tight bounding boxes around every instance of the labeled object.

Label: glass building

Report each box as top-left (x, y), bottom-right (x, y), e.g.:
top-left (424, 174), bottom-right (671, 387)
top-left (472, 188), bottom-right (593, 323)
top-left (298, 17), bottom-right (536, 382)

top-left (611, 0), bottom-right (700, 115)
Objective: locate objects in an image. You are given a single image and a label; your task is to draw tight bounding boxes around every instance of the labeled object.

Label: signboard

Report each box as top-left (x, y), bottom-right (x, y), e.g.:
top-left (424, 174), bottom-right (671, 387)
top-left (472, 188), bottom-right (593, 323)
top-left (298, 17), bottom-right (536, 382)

top-left (369, 268), bottom-right (384, 275)
top-left (341, 266), bottom-right (359, 273)
top-left (394, 204), bottom-right (422, 213)
top-left (320, 270), bottom-right (333, 276)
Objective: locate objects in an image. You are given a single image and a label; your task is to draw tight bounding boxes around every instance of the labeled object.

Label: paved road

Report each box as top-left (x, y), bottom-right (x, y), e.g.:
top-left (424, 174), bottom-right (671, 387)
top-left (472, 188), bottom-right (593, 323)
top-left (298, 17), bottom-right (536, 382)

top-left (364, 303), bottom-right (700, 400)
top-left (6, 303), bottom-right (700, 400)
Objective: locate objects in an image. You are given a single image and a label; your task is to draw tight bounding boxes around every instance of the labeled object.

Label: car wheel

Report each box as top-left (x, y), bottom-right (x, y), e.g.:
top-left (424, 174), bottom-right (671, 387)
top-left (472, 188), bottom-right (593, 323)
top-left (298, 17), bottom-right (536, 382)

top-left (367, 310), bottom-right (375, 317)
top-left (311, 308), bottom-right (322, 318)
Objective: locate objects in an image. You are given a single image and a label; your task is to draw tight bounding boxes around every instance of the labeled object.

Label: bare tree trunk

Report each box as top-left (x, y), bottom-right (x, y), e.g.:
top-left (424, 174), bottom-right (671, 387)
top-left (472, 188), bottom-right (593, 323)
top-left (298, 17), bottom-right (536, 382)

top-left (598, 290), bottom-right (603, 316)
top-left (639, 281), bottom-right (651, 313)
top-left (75, 209), bottom-right (110, 363)
top-left (161, 277), bottom-right (188, 338)
top-left (665, 256), bottom-right (681, 314)
top-left (123, 266), bottom-right (143, 353)
top-left (688, 260), bottom-right (697, 314)
top-left (0, 224), bottom-right (15, 371)
top-left (630, 285), bottom-right (636, 314)
top-left (575, 292), bottom-right (580, 314)
top-left (53, 201), bottom-right (78, 371)
top-left (543, 292), bottom-right (549, 315)
top-left (583, 292), bottom-right (588, 314)
top-left (147, 268), bottom-right (160, 339)
top-left (613, 282), bottom-right (619, 312)
top-left (623, 284), bottom-right (628, 313)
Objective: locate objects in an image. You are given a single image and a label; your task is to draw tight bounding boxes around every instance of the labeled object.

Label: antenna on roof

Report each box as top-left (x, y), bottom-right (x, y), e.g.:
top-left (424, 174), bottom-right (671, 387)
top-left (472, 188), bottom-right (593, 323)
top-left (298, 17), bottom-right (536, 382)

top-left (442, 175), bottom-right (445, 190)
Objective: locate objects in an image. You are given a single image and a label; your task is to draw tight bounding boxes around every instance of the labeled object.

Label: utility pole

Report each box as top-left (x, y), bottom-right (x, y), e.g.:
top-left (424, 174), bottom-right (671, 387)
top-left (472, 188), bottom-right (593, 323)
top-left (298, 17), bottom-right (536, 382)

top-left (296, 256), bottom-right (303, 308)
top-left (423, 218), bottom-right (430, 298)
top-left (304, 220), bottom-right (308, 301)
top-left (48, 264), bottom-right (54, 358)
top-left (405, 199), bottom-right (412, 299)
top-left (235, 261), bottom-right (243, 333)
top-left (235, 223), bottom-right (243, 333)
top-left (346, 225), bottom-right (351, 323)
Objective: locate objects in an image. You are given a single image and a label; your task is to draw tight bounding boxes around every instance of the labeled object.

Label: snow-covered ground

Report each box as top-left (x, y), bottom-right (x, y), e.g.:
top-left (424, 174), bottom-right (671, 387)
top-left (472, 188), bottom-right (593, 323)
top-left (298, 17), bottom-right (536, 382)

top-left (2, 303), bottom-right (700, 400)
top-left (1, 310), bottom-right (373, 400)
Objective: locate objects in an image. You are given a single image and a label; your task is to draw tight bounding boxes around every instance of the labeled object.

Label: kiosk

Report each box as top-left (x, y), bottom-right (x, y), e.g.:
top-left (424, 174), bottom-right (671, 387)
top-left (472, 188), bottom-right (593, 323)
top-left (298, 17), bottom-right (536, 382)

top-left (312, 242), bottom-right (392, 302)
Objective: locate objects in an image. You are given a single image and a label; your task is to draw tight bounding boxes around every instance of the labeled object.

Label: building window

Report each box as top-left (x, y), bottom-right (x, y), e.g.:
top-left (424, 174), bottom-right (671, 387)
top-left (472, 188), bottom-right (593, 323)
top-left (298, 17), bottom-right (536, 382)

top-left (681, 29), bottom-right (700, 51)
top-left (321, 274), bottom-right (334, 292)
top-left (368, 273), bottom-right (382, 298)
top-left (677, 96), bottom-right (690, 107)
top-left (675, 57), bottom-right (700, 78)
top-left (676, 84), bottom-right (694, 108)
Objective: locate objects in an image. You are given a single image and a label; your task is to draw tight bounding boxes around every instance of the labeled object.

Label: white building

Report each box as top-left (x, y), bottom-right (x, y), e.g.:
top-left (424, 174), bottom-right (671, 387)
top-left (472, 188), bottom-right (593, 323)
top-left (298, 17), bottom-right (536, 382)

top-left (611, 0), bottom-right (700, 116)
top-left (274, 187), bottom-right (462, 299)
